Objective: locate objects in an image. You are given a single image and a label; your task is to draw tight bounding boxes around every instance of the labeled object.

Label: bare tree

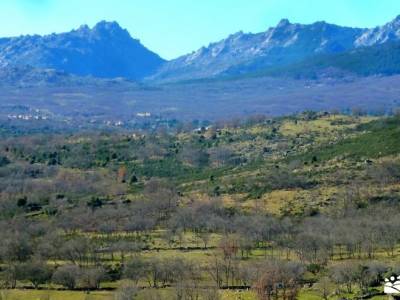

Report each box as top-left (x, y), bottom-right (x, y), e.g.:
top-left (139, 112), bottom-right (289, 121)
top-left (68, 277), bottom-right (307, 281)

top-left (52, 265), bottom-right (81, 290)
top-left (114, 282), bottom-right (138, 300)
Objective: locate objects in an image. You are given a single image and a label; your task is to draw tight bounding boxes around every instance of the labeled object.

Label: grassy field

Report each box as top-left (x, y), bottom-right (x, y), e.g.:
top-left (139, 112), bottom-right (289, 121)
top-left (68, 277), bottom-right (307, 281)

top-left (0, 288), bottom-right (390, 300)
top-left (0, 290), bottom-right (113, 300)
top-left (0, 289), bottom-right (259, 300)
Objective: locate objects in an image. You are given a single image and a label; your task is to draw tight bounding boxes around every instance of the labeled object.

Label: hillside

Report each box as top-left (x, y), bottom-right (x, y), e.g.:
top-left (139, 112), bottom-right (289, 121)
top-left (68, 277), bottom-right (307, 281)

top-left (0, 113), bottom-right (400, 299)
top-left (1, 112), bottom-right (399, 224)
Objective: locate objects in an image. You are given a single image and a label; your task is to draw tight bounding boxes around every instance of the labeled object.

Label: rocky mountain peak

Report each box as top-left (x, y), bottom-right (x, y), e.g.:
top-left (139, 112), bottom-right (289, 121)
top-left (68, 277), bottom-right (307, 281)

top-left (72, 21), bottom-right (132, 40)
top-left (76, 24), bottom-right (90, 32)
top-left (276, 18), bottom-right (291, 28)
top-left (355, 15), bottom-right (400, 47)
top-left (93, 21), bottom-right (126, 35)
top-left (0, 21), bottom-right (165, 79)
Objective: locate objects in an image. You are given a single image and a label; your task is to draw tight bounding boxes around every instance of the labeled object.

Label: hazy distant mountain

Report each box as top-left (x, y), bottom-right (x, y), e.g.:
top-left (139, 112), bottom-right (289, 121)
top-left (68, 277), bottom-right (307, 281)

top-left (151, 16), bottom-right (400, 82)
top-left (0, 21), bottom-right (165, 80)
top-left (0, 65), bottom-right (139, 87)
top-left (0, 65), bottom-right (74, 87)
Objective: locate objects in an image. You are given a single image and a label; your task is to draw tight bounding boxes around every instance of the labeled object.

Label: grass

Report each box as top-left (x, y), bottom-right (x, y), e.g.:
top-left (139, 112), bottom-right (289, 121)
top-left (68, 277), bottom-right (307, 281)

top-left (221, 290), bottom-right (257, 300)
top-left (297, 289), bottom-right (324, 300)
top-left (0, 289), bottom-right (259, 300)
top-left (0, 290), bottom-right (113, 300)
top-left (298, 288), bottom-right (389, 300)
top-left (301, 117), bottom-right (400, 162)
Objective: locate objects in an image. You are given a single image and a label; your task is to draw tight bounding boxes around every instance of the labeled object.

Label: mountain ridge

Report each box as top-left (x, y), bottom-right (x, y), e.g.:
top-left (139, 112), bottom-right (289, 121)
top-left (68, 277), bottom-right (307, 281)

top-left (150, 15), bottom-right (400, 82)
top-left (0, 21), bottom-right (165, 80)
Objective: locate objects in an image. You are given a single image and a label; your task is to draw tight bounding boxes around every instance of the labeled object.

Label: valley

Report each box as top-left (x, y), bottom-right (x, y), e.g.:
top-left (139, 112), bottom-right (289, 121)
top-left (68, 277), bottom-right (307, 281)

top-left (0, 7), bottom-right (400, 300)
top-left (0, 75), bottom-right (399, 132)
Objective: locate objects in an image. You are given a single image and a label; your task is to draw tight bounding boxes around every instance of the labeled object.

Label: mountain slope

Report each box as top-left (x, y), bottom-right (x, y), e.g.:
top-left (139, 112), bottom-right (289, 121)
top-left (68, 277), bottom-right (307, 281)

top-left (150, 19), bottom-right (363, 82)
top-left (355, 15), bottom-right (400, 47)
top-left (236, 40), bottom-right (400, 79)
top-left (151, 15), bottom-right (400, 82)
top-left (0, 21), bottom-right (165, 80)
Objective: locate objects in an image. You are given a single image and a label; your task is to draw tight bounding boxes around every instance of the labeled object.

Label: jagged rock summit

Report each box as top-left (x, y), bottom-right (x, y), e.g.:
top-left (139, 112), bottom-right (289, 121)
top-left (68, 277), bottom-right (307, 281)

top-left (355, 15), bottom-right (400, 47)
top-left (0, 21), bottom-right (165, 80)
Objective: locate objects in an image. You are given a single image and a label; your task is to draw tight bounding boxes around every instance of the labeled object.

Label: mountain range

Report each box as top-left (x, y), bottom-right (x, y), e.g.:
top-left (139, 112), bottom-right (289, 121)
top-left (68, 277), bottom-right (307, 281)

top-left (0, 16), bottom-right (400, 83)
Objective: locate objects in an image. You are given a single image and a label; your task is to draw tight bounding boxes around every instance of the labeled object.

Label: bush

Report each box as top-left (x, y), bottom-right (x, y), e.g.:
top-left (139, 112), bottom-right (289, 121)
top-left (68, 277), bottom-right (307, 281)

top-left (0, 156), bottom-right (10, 167)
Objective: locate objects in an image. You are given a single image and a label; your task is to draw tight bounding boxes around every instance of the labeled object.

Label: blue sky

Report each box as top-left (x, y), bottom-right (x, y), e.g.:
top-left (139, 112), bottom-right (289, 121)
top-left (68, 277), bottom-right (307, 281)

top-left (0, 0), bottom-right (399, 59)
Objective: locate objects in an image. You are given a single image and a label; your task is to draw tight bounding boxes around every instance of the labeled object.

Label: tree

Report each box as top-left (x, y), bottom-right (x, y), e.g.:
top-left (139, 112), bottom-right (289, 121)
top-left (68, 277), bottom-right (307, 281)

top-left (59, 237), bottom-right (94, 266)
top-left (0, 263), bottom-right (24, 289)
top-left (173, 262), bottom-right (203, 300)
top-left (253, 260), bottom-right (304, 300)
top-left (143, 179), bottom-right (178, 221)
top-left (129, 174), bottom-right (138, 184)
top-left (79, 267), bottom-right (107, 290)
top-left (21, 260), bottom-right (52, 289)
top-left (207, 256), bottom-right (224, 288)
top-left (123, 256), bottom-right (148, 285)
top-left (217, 236), bottom-right (239, 287)
top-left (209, 147), bottom-right (236, 167)
top-left (314, 277), bottom-right (334, 300)
top-left (0, 235), bottom-right (33, 263)
top-left (144, 258), bottom-right (163, 288)
top-left (330, 262), bottom-right (358, 293)
top-left (353, 262), bottom-right (388, 295)
top-left (114, 282), bottom-right (138, 300)
top-left (178, 146), bottom-right (209, 168)
top-left (52, 265), bottom-right (81, 290)
top-left (351, 107), bottom-right (366, 116)
top-left (117, 166), bottom-right (127, 183)
top-left (16, 197), bottom-right (27, 208)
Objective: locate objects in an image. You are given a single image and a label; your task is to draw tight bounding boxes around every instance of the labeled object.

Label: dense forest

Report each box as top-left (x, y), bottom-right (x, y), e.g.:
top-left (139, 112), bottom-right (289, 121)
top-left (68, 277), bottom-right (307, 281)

top-left (0, 110), bottom-right (400, 299)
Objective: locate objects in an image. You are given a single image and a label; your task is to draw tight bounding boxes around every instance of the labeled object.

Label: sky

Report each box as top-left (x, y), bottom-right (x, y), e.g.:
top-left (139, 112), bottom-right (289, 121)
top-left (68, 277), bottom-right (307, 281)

top-left (0, 0), bottom-right (399, 59)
